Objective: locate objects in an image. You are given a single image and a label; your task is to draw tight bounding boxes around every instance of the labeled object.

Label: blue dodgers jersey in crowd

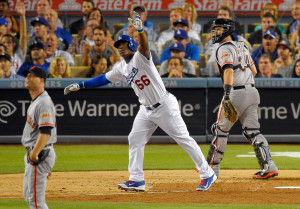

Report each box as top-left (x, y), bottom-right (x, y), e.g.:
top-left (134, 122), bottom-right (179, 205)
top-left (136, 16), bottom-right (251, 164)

top-left (17, 62), bottom-right (50, 76)
top-left (251, 45), bottom-right (278, 67)
top-left (32, 27), bottom-right (73, 50)
top-left (160, 43), bottom-right (200, 64)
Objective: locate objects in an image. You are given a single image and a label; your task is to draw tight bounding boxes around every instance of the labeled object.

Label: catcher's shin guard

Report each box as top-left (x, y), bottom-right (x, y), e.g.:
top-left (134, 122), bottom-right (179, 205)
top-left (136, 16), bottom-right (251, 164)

top-left (207, 123), bottom-right (229, 176)
top-left (242, 128), bottom-right (273, 172)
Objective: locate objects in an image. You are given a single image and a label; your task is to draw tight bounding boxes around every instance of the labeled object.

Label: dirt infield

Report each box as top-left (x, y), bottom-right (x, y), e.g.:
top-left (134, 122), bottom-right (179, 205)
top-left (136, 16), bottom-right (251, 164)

top-left (1, 170), bottom-right (300, 204)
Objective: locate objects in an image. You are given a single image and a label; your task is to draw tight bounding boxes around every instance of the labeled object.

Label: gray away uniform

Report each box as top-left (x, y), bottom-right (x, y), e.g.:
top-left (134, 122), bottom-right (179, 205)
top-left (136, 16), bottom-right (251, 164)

top-left (22, 91), bottom-right (57, 209)
top-left (206, 41), bottom-right (278, 177)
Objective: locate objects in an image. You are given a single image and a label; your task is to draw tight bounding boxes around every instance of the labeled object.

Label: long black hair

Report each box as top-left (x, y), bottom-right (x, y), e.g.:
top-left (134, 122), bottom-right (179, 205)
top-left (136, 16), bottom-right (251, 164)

top-left (292, 58), bottom-right (300, 78)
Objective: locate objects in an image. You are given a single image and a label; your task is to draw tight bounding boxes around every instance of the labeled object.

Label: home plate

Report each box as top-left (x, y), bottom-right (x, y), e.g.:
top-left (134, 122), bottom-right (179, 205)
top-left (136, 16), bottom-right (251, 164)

top-left (275, 186), bottom-right (300, 189)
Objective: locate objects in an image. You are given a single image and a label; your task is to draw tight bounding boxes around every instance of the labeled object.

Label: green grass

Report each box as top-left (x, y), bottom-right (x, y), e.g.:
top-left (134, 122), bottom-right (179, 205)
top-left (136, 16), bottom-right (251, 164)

top-left (0, 144), bottom-right (299, 174)
top-left (1, 144), bottom-right (299, 208)
top-left (1, 200), bottom-right (300, 209)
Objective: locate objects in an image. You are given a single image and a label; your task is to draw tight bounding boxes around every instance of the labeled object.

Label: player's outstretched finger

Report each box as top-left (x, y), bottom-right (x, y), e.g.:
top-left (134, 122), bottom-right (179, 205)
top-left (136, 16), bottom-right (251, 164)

top-left (128, 18), bottom-right (133, 24)
top-left (64, 86), bottom-right (70, 95)
top-left (134, 11), bottom-right (140, 19)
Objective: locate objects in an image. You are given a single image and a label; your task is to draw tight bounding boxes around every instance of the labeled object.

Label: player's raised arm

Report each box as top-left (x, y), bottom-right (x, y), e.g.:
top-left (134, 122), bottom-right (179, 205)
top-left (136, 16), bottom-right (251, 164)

top-left (129, 11), bottom-right (150, 58)
top-left (64, 74), bottom-right (111, 95)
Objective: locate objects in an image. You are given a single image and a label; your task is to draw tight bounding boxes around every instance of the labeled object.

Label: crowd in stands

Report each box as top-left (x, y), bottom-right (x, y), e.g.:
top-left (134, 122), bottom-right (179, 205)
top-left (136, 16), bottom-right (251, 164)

top-left (0, 0), bottom-right (300, 79)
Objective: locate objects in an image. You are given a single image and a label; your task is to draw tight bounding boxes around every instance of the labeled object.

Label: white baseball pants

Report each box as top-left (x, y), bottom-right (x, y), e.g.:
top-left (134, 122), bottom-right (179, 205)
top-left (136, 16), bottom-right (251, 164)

top-left (128, 93), bottom-right (214, 181)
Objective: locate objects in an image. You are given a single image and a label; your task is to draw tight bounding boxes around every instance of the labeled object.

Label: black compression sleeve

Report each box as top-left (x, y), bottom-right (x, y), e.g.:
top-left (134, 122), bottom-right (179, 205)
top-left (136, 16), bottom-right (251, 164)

top-left (39, 126), bottom-right (52, 135)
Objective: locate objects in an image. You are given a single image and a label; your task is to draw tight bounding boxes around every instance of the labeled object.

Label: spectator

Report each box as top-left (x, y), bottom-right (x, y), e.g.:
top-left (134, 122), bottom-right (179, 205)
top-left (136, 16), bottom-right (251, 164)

top-left (254, 2), bottom-right (286, 35)
top-left (0, 0), bottom-right (9, 17)
top-left (132, 30), bottom-right (160, 66)
top-left (161, 56), bottom-right (196, 78)
top-left (0, 17), bottom-right (7, 39)
top-left (27, 17), bottom-right (49, 50)
top-left (0, 53), bottom-right (17, 78)
top-left (251, 29), bottom-right (279, 70)
top-left (160, 29), bottom-right (199, 65)
top-left (18, 41), bottom-right (50, 76)
top-left (45, 32), bottom-right (75, 66)
top-left (248, 13), bottom-right (278, 45)
top-left (219, 0), bottom-right (237, 20)
top-left (82, 26), bottom-right (119, 67)
top-left (3, 15), bottom-right (19, 39)
top-left (0, 42), bottom-right (6, 53)
top-left (163, 19), bottom-right (202, 53)
top-left (0, 1), bottom-right (27, 72)
top-left (86, 8), bottom-right (109, 30)
top-left (69, 0), bottom-right (94, 34)
top-left (182, 3), bottom-right (201, 34)
top-left (162, 18), bottom-right (202, 53)
top-left (116, 5), bottom-right (157, 45)
top-left (49, 56), bottom-right (71, 78)
top-left (1, 34), bottom-right (23, 71)
top-left (0, 0), bottom-right (19, 34)
top-left (27, 0), bottom-right (63, 35)
top-left (273, 40), bottom-right (295, 78)
top-left (287, 2), bottom-right (300, 36)
top-left (256, 54), bottom-right (282, 78)
top-left (85, 55), bottom-right (107, 78)
top-left (157, 8), bottom-right (183, 55)
top-left (45, 9), bottom-right (73, 50)
top-left (292, 58), bottom-right (300, 78)
top-left (159, 42), bottom-right (196, 76)
top-left (67, 19), bottom-right (99, 55)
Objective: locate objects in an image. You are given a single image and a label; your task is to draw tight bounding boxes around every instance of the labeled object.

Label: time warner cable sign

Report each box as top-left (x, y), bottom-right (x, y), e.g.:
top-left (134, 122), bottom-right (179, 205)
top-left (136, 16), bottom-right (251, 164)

top-left (0, 88), bottom-right (206, 136)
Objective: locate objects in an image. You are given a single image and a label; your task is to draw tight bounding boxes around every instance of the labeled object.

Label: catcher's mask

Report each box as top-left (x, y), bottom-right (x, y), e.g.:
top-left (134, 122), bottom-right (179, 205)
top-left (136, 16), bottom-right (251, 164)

top-left (114, 35), bottom-right (139, 52)
top-left (211, 18), bottom-right (235, 44)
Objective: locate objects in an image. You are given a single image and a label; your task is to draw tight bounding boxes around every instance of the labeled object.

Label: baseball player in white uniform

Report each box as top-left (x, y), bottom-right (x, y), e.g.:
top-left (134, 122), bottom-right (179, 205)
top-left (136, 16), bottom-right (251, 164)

top-left (64, 12), bottom-right (216, 191)
top-left (205, 18), bottom-right (278, 179)
top-left (22, 66), bottom-right (57, 209)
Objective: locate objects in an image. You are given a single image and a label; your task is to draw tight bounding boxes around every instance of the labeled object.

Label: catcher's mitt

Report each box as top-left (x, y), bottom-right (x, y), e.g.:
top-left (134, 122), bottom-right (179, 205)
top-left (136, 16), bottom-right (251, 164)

top-left (222, 99), bottom-right (238, 123)
top-left (27, 149), bottom-right (50, 166)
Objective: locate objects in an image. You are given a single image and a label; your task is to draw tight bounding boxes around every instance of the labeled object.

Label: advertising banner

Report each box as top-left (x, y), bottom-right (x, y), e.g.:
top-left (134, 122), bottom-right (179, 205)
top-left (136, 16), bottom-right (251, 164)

top-left (0, 88), bottom-right (206, 136)
top-left (8, 0), bottom-right (295, 12)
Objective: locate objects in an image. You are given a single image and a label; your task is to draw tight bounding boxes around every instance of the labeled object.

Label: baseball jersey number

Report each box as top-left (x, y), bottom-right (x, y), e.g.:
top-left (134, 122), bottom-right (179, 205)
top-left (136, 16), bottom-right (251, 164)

top-left (237, 46), bottom-right (250, 71)
top-left (135, 75), bottom-right (151, 90)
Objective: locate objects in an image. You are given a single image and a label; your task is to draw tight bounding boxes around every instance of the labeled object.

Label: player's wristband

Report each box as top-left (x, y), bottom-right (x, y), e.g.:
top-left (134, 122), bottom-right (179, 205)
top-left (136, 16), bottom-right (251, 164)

top-left (224, 84), bottom-right (232, 100)
top-left (137, 28), bottom-right (144, 33)
top-left (78, 81), bottom-right (85, 88)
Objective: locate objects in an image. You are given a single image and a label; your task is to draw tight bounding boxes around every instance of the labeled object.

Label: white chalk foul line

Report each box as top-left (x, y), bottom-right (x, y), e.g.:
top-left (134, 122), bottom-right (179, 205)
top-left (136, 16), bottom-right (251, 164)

top-left (275, 186), bottom-right (300, 189)
top-left (0, 190), bottom-right (195, 199)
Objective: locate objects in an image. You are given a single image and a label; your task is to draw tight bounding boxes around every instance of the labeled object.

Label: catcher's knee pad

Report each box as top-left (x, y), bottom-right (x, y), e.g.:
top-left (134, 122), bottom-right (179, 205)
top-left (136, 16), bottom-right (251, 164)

top-left (207, 123), bottom-right (229, 174)
top-left (243, 128), bottom-right (272, 172)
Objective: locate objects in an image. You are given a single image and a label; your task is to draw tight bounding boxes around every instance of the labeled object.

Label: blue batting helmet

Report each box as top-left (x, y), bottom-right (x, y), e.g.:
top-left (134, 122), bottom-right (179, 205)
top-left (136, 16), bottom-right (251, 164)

top-left (114, 35), bottom-right (138, 52)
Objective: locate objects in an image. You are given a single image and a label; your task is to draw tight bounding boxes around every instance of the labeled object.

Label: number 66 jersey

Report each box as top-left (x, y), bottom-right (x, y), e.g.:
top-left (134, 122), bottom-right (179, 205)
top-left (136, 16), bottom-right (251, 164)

top-left (106, 51), bottom-right (167, 107)
top-left (216, 41), bottom-right (255, 86)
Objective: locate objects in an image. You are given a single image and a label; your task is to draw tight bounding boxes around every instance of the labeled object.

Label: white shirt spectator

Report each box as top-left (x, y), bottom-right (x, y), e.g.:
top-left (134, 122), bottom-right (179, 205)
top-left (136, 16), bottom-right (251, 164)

top-left (45, 49), bottom-right (75, 66)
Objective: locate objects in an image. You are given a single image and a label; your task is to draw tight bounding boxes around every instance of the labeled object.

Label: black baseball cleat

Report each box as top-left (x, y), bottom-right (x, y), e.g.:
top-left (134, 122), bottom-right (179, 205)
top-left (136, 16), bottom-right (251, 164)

top-left (253, 171), bottom-right (279, 179)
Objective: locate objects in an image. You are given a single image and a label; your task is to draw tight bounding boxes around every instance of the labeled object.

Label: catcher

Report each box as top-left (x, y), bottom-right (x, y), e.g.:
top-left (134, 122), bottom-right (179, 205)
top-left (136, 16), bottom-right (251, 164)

top-left (204, 18), bottom-right (278, 179)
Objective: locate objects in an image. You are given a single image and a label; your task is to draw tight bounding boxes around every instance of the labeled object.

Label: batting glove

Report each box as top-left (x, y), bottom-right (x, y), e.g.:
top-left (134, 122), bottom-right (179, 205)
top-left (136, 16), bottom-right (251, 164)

top-left (64, 83), bottom-right (80, 95)
top-left (128, 11), bottom-right (144, 33)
